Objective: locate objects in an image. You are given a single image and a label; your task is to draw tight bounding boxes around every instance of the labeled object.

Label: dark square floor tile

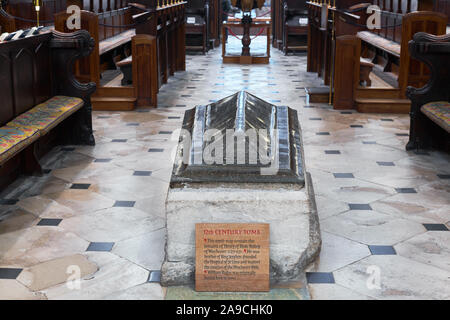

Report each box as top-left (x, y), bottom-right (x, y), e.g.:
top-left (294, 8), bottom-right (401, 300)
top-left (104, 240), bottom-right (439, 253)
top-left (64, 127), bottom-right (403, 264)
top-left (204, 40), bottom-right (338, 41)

top-left (159, 131), bottom-right (172, 135)
top-left (61, 147), bottom-right (75, 151)
top-left (97, 116), bottom-right (111, 119)
top-left (94, 158), bottom-right (112, 163)
top-left (176, 105), bottom-right (186, 107)
top-left (148, 148), bottom-right (164, 153)
top-left (376, 161), bottom-right (395, 166)
top-left (369, 245), bottom-right (396, 255)
top-left (86, 242), bottom-right (115, 252)
top-left (168, 116), bottom-right (180, 119)
top-left (187, 86), bottom-right (196, 89)
top-left (0, 268), bottom-right (23, 279)
top-left (304, 105), bottom-right (314, 108)
top-left (70, 183), bottom-right (91, 190)
top-left (309, 117), bottom-right (322, 120)
top-left (362, 141), bottom-right (376, 144)
top-left (325, 150), bottom-right (341, 154)
top-left (133, 171), bottom-right (152, 176)
top-left (380, 118), bottom-right (394, 122)
top-left (113, 201), bottom-right (135, 208)
top-left (340, 111), bottom-right (353, 114)
top-left (181, 95), bottom-right (191, 98)
top-left (0, 199), bottom-right (19, 205)
top-left (423, 224), bottom-right (449, 231)
top-left (395, 188), bottom-right (417, 194)
top-left (349, 203), bottom-right (372, 210)
top-left (437, 174), bottom-right (450, 179)
top-left (112, 139), bottom-right (127, 142)
top-left (37, 218), bottom-right (62, 226)
top-left (350, 125), bottom-right (363, 128)
top-left (395, 133), bottom-right (409, 136)
top-left (333, 173), bottom-right (354, 178)
top-left (148, 270), bottom-right (161, 283)
top-left (126, 123), bottom-right (140, 126)
top-left (316, 132), bottom-right (330, 135)
top-left (136, 109), bottom-right (150, 113)
top-left (306, 272), bottom-right (335, 284)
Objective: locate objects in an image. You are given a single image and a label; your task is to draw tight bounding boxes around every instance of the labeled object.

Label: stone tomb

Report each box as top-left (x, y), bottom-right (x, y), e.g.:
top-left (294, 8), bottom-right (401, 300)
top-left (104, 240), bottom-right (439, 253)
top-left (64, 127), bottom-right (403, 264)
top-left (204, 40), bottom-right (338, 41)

top-left (161, 91), bottom-right (321, 286)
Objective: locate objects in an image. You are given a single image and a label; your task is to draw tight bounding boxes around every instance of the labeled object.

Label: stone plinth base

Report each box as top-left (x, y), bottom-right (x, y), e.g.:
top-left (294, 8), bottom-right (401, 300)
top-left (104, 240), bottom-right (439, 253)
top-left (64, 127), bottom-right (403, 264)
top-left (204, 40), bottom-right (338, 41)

top-left (161, 172), bottom-right (321, 286)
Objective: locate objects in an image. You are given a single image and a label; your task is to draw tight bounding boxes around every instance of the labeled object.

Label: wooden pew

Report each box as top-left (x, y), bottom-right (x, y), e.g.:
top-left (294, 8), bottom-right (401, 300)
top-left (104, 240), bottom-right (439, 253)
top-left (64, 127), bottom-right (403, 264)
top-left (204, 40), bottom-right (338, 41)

top-left (0, 29), bottom-right (95, 190)
top-left (306, 0), bottom-right (448, 112)
top-left (282, 0), bottom-right (308, 55)
top-left (0, 0), bottom-right (130, 32)
top-left (129, 1), bottom-right (186, 87)
top-left (406, 32), bottom-right (450, 151)
top-left (307, 1), bottom-right (368, 84)
top-left (54, 1), bottom-right (186, 110)
top-left (185, 0), bottom-right (209, 54)
top-left (337, 10), bottom-right (447, 113)
top-left (55, 8), bottom-right (158, 110)
top-left (55, 8), bottom-right (136, 84)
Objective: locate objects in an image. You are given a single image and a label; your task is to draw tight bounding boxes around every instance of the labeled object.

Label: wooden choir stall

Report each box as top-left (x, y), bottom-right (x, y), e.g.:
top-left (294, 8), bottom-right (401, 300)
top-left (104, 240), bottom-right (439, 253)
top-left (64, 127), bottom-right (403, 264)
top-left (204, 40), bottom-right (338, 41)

top-left (1, 0), bottom-right (187, 111)
top-left (54, 0), bottom-right (186, 110)
top-left (271, 0), bottom-right (309, 54)
top-left (184, 0), bottom-right (221, 53)
top-left (0, 29), bottom-right (96, 190)
top-left (305, 0), bottom-right (448, 113)
top-left (406, 32), bottom-right (450, 152)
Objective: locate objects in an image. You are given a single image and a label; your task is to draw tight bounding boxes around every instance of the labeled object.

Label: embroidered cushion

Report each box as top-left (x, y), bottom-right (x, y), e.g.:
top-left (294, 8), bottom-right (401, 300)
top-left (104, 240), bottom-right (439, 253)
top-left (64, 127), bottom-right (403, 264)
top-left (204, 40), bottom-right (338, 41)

top-left (0, 125), bottom-right (40, 165)
top-left (421, 101), bottom-right (450, 133)
top-left (8, 96), bottom-right (84, 134)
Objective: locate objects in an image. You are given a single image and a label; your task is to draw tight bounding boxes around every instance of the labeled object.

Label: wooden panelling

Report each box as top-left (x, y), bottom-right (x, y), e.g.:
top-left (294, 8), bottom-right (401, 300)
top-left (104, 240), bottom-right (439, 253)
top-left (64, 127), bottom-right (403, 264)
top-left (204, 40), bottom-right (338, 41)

top-left (333, 35), bottom-right (360, 109)
top-left (132, 34), bottom-right (158, 106)
top-left (0, 53), bottom-right (14, 124)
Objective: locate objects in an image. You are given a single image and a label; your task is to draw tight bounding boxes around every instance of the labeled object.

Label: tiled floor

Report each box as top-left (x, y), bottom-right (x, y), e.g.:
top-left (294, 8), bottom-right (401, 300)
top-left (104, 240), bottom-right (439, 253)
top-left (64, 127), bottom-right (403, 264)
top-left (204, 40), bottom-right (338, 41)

top-left (0, 37), bottom-right (449, 300)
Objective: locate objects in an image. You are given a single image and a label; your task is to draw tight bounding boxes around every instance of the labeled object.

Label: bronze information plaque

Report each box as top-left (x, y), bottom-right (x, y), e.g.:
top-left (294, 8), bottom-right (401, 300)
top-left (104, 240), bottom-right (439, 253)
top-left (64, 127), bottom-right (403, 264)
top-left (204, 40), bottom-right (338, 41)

top-left (195, 223), bottom-right (270, 292)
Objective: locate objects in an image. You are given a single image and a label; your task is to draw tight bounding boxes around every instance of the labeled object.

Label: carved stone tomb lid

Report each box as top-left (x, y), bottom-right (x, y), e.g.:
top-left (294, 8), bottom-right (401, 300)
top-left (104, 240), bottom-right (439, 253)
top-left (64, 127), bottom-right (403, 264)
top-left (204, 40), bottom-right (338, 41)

top-left (171, 91), bottom-right (305, 186)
